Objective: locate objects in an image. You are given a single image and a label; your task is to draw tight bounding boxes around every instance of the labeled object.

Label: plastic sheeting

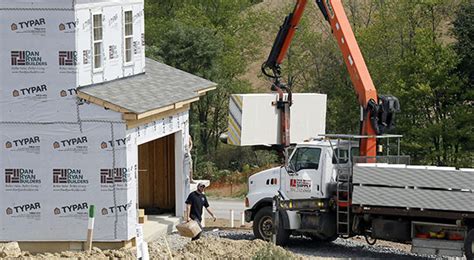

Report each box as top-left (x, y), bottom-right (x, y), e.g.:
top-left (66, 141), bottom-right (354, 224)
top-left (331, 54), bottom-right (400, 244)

top-left (0, 0), bottom-right (164, 242)
top-left (0, 122), bottom-right (138, 241)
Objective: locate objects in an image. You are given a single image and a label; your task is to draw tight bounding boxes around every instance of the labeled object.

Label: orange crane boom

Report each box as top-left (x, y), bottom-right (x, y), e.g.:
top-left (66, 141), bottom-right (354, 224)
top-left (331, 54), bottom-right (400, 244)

top-left (262, 0), bottom-right (399, 158)
top-left (318, 0), bottom-right (378, 157)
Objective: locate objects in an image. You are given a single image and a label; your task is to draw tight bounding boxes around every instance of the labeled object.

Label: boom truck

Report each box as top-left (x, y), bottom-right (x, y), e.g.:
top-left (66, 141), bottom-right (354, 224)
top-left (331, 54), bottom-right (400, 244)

top-left (243, 0), bottom-right (474, 258)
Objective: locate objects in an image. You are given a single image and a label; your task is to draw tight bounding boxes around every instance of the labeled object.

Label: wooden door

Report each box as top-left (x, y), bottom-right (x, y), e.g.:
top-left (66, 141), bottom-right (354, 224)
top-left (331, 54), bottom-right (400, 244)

top-left (138, 134), bottom-right (175, 210)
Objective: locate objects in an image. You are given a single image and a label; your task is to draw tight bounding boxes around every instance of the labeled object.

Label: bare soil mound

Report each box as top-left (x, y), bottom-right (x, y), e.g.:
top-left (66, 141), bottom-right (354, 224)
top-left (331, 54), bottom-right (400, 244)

top-left (173, 237), bottom-right (301, 259)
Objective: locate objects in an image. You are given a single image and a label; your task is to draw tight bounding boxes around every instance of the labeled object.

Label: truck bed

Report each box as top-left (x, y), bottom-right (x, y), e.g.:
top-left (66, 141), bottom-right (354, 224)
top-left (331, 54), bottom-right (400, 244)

top-left (352, 164), bottom-right (474, 213)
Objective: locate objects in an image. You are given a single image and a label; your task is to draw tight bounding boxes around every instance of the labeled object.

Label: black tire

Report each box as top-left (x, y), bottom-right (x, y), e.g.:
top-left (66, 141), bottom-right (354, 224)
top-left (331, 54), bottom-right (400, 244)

top-left (465, 229), bottom-right (474, 260)
top-left (252, 206), bottom-right (290, 246)
top-left (275, 214), bottom-right (290, 246)
top-left (253, 206), bottom-right (273, 241)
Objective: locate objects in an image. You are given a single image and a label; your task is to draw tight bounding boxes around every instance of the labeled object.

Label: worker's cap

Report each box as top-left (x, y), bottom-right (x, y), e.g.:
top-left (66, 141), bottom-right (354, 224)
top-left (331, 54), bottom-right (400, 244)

top-left (197, 182), bottom-right (206, 189)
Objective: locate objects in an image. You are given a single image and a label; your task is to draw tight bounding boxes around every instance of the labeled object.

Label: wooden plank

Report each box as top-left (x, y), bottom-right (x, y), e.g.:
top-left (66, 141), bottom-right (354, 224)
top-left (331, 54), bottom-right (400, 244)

top-left (138, 142), bottom-right (154, 208)
top-left (122, 112), bottom-right (138, 120)
top-left (197, 86), bottom-right (217, 96)
top-left (138, 215), bottom-right (147, 224)
top-left (175, 97), bottom-right (199, 109)
top-left (168, 134), bottom-right (176, 209)
top-left (153, 137), bottom-right (166, 208)
top-left (136, 104), bottom-right (176, 120)
top-left (126, 105), bottom-right (189, 129)
top-left (18, 240), bottom-right (134, 254)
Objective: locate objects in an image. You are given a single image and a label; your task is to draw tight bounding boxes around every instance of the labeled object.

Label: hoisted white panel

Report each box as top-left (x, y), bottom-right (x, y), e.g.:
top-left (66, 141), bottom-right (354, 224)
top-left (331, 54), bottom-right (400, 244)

top-left (228, 93), bottom-right (327, 146)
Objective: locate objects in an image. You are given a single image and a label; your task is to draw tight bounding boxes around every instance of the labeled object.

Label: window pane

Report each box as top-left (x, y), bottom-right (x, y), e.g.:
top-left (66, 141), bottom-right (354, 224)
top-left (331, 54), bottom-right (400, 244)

top-left (125, 38), bottom-right (132, 62)
top-left (125, 11), bottom-right (132, 23)
top-left (93, 28), bottom-right (103, 41)
top-left (93, 14), bottom-right (102, 40)
top-left (94, 55), bottom-right (101, 69)
top-left (126, 49), bottom-right (132, 63)
top-left (93, 14), bottom-right (102, 28)
top-left (125, 23), bottom-right (133, 36)
top-left (94, 43), bottom-right (101, 69)
top-left (94, 43), bottom-right (101, 55)
top-left (125, 38), bottom-right (132, 50)
top-left (290, 148), bottom-right (321, 171)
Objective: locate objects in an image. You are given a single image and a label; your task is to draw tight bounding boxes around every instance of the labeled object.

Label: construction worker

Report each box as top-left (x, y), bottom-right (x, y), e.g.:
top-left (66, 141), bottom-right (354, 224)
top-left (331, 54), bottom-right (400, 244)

top-left (185, 182), bottom-right (216, 240)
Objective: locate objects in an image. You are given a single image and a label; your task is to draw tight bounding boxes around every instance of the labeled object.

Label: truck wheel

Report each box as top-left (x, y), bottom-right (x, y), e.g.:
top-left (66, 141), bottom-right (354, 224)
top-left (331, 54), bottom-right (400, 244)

top-left (465, 229), bottom-right (474, 260)
top-left (252, 206), bottom-right (290, 246)
top-left (253, 206), bottom-right (273, 241)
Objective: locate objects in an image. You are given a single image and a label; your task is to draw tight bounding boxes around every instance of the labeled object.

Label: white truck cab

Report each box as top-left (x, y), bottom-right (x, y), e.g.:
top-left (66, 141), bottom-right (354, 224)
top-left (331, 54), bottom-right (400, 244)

top-left (245, 139), bottom-right (357, 241)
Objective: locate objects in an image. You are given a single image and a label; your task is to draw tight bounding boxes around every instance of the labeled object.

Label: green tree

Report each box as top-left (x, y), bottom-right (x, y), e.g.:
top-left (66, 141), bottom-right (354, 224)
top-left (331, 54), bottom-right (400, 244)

top-left (356, 0), bottom-right (471, 166)
top-left (453, 1), bottom-right (474, 90)
top-left (452, 0), bottom-right (474, 166)
top-left (145, 1), bottom-right (277, 179)
top-left (277, 0), bottom-right (471, 166)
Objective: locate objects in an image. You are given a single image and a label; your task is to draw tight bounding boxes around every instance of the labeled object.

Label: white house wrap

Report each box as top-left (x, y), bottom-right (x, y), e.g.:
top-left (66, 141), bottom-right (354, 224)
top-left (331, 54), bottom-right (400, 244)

top-left (0, 0), bottom-right (216, 242)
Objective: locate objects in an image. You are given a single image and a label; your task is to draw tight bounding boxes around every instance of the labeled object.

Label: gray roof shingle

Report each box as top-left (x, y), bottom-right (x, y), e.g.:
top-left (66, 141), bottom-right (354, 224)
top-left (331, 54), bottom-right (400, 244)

top-left (78, 58), bottom-right (216, 114)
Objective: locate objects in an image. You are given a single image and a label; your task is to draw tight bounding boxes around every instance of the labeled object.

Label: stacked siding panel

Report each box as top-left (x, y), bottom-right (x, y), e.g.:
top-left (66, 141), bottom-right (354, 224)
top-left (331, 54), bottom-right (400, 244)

top-left (352, 164), bottom-right (474, 212)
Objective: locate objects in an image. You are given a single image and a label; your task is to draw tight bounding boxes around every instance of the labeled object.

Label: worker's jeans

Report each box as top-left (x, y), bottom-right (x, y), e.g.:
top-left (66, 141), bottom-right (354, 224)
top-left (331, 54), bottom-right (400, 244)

top-left (191, 217), bottom-right (203, 241)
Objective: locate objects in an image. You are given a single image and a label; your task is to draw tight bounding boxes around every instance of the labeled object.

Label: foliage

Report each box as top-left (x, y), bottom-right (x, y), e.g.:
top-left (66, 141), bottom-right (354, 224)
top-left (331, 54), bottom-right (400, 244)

top-left (354, 0), bottom-right (472, 166)
top-left (285, 0), bottom-right (473, 167)
top-left (453, 0), bottom-right (474, 87)
top-left (145, 0), bottom-right (473, 177)
top-left (145, 0), bottom-right (279, 180)
top-left (451, 0), bottom-right (474, 165)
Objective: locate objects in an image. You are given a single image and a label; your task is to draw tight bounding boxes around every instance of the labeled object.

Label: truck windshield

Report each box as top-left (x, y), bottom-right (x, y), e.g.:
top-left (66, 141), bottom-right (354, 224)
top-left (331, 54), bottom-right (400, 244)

top-left (289, 147), bottom-right (321, 172)
top-left (332, 148), bottom-right (359, 164)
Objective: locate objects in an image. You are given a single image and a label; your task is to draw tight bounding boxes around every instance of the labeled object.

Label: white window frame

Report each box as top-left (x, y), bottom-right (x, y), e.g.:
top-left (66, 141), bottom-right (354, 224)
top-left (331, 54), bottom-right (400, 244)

top-left (92, 12), bottom-right (103, 72)
top-left (123, 9), bottom-right (134, 66)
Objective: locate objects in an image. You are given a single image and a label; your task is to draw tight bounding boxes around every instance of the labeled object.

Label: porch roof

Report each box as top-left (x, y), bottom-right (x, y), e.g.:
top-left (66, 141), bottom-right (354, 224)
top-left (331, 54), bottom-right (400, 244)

top-left (77, 58), bottom-right (216, 120)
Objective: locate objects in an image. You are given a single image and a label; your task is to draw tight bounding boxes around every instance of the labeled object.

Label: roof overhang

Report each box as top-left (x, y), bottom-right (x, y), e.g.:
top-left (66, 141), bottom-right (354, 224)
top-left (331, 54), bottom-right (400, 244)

top-left (76, 58), bottom-right (217, 128)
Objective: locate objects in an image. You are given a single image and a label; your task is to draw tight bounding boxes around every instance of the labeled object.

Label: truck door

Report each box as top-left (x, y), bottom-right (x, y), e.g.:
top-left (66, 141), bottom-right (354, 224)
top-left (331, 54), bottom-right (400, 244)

top-left (284, 147), bottom-right (323, 199)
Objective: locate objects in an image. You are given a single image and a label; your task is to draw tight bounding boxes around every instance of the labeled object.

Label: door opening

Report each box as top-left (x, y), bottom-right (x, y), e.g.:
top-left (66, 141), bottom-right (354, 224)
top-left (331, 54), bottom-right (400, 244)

top-left (138, 134), bottom-right (176, 215)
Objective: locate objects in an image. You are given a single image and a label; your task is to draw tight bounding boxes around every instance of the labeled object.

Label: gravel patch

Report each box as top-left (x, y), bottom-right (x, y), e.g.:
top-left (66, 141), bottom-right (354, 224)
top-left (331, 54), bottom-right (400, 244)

top-left (193, 229), bottom-right (443, 259)
top-left (285, 236), bottom-right (440, 259)
top-left (148, 229), bottom-right (297, 259)
top-left (145, 229), bottom-right (445, 259)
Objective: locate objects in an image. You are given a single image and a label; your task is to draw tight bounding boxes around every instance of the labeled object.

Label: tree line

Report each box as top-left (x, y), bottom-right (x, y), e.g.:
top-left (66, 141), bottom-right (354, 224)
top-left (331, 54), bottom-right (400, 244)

top-left (145, 0), bottom-right (473, 179)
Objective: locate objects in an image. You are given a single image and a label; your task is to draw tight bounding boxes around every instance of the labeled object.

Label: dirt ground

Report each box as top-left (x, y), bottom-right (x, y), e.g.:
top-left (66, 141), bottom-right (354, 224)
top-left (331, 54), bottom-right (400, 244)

top-left (205, 182), bottom-right (247, 198)
top-left (172, 236), bottom-right (301, 259)
top-left (0, 219), bottom-right (287, 260)
top-left (1, 218), bottom-right (435, 259)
